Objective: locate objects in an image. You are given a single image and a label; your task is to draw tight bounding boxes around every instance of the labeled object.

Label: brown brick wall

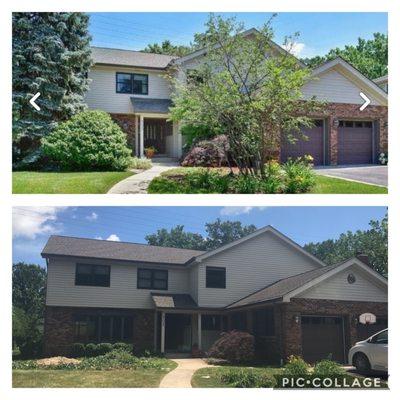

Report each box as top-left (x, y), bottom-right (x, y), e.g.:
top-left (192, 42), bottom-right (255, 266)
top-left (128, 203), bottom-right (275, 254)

top-left (110, 113), bottom-right (136, 155)
top-left (44, 306), bottom-right (155, 356)
top-left (280, 298), bottom-right (388, 361)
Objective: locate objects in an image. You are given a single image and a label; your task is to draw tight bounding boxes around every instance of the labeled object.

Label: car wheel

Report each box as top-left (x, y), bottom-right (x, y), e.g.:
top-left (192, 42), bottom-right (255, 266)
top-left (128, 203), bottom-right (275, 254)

top-left (354, 353), bottom-right (371, 373)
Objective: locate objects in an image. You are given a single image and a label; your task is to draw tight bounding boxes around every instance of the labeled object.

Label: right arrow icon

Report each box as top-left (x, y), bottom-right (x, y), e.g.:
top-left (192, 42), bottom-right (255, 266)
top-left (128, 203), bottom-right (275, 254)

top-left (359, 92), bottom-right (370, 111)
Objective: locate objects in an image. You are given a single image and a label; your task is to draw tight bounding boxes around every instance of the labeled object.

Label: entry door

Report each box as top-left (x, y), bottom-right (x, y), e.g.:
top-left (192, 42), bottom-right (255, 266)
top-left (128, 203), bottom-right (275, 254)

top-left (165, 314), bottom-right (192, 352)
top-left (301, 315), bottom-right (345, 363)
top-left (144, 119), bottom-right (171, 154)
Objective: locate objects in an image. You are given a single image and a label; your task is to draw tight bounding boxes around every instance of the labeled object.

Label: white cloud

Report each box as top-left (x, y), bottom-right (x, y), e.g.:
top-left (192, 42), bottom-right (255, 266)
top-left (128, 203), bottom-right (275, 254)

top-left (95, 234), bottom-right (121, 242)
top-left (85, 212), bottom-right (98, 221)
top-left (220, 207), bottom-right (268, 216)
top-left (13, 207), bottom-right (67, 239)
top-left (282, 42), bottom-right (306, 56)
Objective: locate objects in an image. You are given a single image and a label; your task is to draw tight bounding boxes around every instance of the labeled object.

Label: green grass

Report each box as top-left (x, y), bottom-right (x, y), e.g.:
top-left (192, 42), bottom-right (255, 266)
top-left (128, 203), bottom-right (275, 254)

top-left (12, 171), bottom-right (133, 194)
top-left (12, 367), bottom-right (174, 388)
top-left (312, 176), bottom-right (387, 194)
top-left (191, 366), bottom-right (283, 388)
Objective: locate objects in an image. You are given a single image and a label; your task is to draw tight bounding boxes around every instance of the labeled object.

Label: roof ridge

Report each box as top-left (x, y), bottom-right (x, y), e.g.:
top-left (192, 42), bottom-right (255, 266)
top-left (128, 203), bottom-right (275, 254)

top-left (48, 235), bottom-right (204, 253)
top-left (91, 46), bottom-right (177, 58)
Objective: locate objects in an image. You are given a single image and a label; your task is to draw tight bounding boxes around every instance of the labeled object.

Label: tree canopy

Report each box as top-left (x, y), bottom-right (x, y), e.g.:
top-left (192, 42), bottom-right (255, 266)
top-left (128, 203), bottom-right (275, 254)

top-left (142, 40), bottom-right (192, 57)
top-left (302, 33), bottom-right (387, 80)
top-left (145, 218), bottom-right (257, 251)
top-left (12, 12), bottom-right (92, 167)
top-left (169, 14), bottom-right (321, 176)
top-left (304, 214), bottom-right (388, 276)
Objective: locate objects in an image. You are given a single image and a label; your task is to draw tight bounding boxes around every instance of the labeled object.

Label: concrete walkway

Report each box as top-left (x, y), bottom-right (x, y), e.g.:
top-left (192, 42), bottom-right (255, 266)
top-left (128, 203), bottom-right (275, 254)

top-left (107, 158), bottom-right (179, 194)
top-left (159, 358), bottom-right (209, 388)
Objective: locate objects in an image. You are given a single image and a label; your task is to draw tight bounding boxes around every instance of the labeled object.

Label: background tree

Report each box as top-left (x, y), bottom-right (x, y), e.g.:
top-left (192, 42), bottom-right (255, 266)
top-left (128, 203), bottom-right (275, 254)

top-left (146, 219), bottom-right (257, 251)
top-left (169, 14), bottom-right (321, 177)
top-left (12, 263), bottom-right (47, 358)
top-left (302, 33), bottom-right (387, 80)
top-left (304, 214), bottom-right (388, 276)
top-left (142, 40), bottom-right (192, 57)
top-left (12, 12), bottom-right (92, 167)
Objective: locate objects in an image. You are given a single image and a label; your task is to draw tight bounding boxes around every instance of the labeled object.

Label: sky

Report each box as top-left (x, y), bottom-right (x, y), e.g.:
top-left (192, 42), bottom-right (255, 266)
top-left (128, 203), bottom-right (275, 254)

top-left (88, 12), bottom-right (388, 58)
top-left (13, 206), bottom-right (387, 268)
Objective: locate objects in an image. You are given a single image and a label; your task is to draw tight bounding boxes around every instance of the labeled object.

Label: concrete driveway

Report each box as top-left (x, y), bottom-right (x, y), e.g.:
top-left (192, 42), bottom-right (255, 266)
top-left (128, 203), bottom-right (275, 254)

top-left (315, 165), bottom-right (388, 187)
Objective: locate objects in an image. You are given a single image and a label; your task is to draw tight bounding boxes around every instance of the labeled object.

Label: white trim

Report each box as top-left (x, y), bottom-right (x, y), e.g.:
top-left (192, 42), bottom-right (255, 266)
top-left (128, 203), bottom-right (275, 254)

top-left (197, 313), bottom-right (202, 350)
top-left (139, 115), bottom-right (144, 158)
top-left (134, 115), bottom-right (139, 157)
top-left (194, 225), bottom-right (326, 266)
top-left (161, 311), bottom-right (165, 354)
top-left (310, 57), bottom-right (388, 105)
top-left (282, 258), bottom-right (388, 302)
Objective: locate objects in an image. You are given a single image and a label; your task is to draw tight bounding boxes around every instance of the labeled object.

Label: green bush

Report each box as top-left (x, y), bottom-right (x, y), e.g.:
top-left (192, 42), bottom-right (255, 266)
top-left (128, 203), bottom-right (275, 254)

top-left (284, 355), bottom-right (310, 375)
top-left (97, 343), bottom-right (113, 356)
top-left (112, 342), bottom-right (133, 353)
top-left (70, 343), bottom-right (85, 358)
top-left (42, 110), bottom-right (132, 171)
top-left (130, 157), bottom-right (152, 170)
top-left (313, 359), bottom-right (345, 376)
top-left (218, 368), bottom-right (275, 388)
top-left (181, 124), bottom-right (217, 149)
top-left (282, 158), bottom-right (316, 193)
top-left (84, 343), bottom-right (98, 357)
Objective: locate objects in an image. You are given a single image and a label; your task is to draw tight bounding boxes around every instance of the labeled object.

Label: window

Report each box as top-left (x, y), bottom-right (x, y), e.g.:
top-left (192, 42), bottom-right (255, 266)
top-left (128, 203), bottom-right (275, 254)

top-left (137, 268), bottom-right (168, 290)
top-left (202, 315), bottom-right (222, 331)
top-left (75, 263), bottom-right (110, 287)
top-left (253, 308), bottom-right (275, 336)
top-left (371, 330), bottom-right (388, 345)
top-left (74, 314), bottom-right (134, 343)
top-left (116, 72), bottom-right (148, 94)
top-left (206, 267), bottom-right (226, 288)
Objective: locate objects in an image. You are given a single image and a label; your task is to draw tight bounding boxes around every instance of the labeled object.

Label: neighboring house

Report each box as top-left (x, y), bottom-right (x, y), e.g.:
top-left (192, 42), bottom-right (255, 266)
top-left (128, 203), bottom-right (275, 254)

top-left (84, 29), bottom-right (388, 166)
top-left (374, 75), bottom-right (388, 93)
top-left (42, 226), bottom-right (387, 364)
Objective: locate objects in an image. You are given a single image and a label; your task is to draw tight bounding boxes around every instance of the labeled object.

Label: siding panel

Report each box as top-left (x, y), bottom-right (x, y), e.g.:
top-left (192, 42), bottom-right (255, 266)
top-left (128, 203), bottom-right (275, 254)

top-left (296, 267), bottom-right (387, 302)
top-left (197, 231), bottom-right (321, 307)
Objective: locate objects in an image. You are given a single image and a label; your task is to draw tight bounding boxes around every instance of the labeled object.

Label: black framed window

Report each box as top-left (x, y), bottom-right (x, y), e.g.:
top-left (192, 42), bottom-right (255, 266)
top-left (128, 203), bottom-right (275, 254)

top-left (116, 72), bottom-right (148, 95)
top-left (75, 263), bottom-right (110, 287)
top-left (74, 314), bottom-right (133, 343)
top-left (202, 315), bottom-right (222, 331)
top-left (252, 308), bottom-right (275, 336)
top-left (206, 266), bottom-right (226, 288)
top-left (137, 268), bottom-right (168, 290)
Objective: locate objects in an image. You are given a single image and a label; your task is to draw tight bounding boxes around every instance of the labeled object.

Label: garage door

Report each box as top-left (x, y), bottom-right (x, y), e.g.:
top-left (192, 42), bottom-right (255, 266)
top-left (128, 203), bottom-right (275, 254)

top-left (338, 120), bottom-right (373, 164)
top-left (301, 316), bottom-right (345, 363)
top-left (281, 120), bottom-right (324, 165)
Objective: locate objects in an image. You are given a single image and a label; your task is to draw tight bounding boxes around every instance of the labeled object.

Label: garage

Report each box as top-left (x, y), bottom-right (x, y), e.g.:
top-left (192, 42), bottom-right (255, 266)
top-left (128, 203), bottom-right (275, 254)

top-left (301, 315), bottom-right (345, 363)
top-left (281, 120), bottom-right (324, 165)
top-left (338, 120), bottom-right (373, 164)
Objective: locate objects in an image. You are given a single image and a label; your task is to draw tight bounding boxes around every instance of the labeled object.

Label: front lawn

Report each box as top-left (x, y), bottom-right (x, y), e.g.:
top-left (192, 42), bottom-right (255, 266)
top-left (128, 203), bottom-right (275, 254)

top-left (191, 366), bottom-right (283, 388)
top-left (13, 368), bottom-right (172, 388)
top-left (12, 171), bottom-right (133, 194)
top-left (147, 167), bottom-right (387, 194)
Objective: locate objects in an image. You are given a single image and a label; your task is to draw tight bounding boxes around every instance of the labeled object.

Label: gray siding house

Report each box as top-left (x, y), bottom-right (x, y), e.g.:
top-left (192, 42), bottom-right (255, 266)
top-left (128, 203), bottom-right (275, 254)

top-left (42, 226), bottom-right (387, 363)
top-left (84, 29), bottom-right (388, 165)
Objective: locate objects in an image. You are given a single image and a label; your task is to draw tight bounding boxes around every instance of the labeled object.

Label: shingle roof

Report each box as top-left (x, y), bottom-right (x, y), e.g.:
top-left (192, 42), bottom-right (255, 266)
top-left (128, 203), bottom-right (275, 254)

top-left (226, 263), bottom-right (341, 309)
top-left (91, 47), bottom-right (177, 69)
top-left (42, 235), bottom-right (204, 265)
top-left (151, 293), bottom-right (198, 309)
top-left (131, 98), bottom-right (172, 114)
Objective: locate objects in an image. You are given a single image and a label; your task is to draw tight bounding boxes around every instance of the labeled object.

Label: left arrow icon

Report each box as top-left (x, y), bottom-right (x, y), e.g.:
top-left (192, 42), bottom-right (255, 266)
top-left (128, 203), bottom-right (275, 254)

top-left (29, 92), bottom-right (41, 111)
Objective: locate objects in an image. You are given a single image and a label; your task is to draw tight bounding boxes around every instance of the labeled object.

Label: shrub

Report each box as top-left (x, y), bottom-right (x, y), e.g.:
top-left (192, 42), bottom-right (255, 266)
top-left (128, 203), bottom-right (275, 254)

top-left (70, 343), bottom-right (85, 358)
top-left (218, 368), bottom-right (275, 388)
top-left (42, 110), bottom-right (132, 171)
top-left (96, 343), bottom-right (113, 356)
top-left (284, 355), bottom-right (310, 375)
top-left (313, 359), bottom-right (345, 376)
top-left (84, 343), bottom-right (98, 357)
top-left (130, 157), bottom-right (152, 170)
top-left (282, 158), bottom-right (316, 193)
top-left (112, 342), bottom-right (133, 353)
top-left (207, 331), bottom-right (255, 364)
top-left (230, 174), bottom-right (261, 194)
top-left (180, 124), bottom-right (217, 149)
top-left (182, 135), bottom-right (229, 167)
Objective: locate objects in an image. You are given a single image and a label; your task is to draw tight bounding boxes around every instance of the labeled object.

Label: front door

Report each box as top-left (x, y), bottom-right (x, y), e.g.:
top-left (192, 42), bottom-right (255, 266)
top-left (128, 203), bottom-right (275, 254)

top-left (165, 314), bottom-right (192, 352)
top-left (144, 118), bottom-right (172, 154)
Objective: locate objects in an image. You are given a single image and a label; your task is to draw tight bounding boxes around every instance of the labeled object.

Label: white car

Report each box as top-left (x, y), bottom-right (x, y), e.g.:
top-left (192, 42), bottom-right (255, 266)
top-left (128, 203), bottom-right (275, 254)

top-left (348, 329), bottom-right (388, 373)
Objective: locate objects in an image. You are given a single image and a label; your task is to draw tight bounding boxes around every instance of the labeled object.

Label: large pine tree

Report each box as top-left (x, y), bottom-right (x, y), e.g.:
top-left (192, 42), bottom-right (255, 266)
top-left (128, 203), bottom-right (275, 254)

top-left (12, 12), bottom-right (92, 166)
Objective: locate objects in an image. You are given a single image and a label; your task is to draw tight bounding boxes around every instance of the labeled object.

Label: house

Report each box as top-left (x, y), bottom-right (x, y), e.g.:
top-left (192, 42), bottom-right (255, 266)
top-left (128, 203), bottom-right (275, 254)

top-left (373, 75), bottom-right (388, 93)
top-left (84, 29), bottom-right (388, 166)
top-left (42, 226), bottom-right (387, 364)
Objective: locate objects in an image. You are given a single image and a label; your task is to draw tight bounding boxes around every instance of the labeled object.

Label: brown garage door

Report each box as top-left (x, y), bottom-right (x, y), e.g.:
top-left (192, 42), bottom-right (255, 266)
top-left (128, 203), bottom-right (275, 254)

top-left (338, 120), bottom-right (373, 164)
top-left (281, 120), bottom-right (324, 165)
top-left (301, 316), bottom-right (345, 363)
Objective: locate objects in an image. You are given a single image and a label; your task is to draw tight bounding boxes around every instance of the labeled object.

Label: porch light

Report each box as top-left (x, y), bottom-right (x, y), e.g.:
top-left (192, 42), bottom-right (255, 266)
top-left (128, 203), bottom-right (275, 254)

top-left (294, 315), bottom-right (300, 324)
top-left (333, 118), bottom-right (340, 128)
